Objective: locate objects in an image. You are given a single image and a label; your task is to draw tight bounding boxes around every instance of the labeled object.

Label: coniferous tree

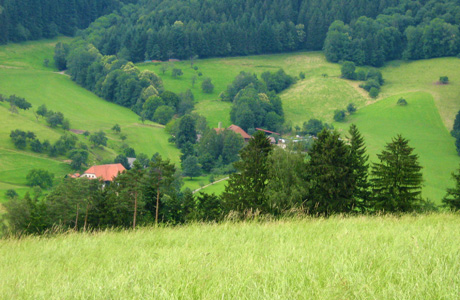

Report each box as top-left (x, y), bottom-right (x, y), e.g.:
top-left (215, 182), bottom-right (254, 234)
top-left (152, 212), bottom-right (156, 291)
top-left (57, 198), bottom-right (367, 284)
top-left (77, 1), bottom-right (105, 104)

top-left (370, 135), bottom-right (423, 212)
top-left (223, 130), bottom-right (273, 213)
top-left (306, 129), bottom-right (355, 215)
top-left (443, 165), bottom-right (460, 210)
top-left (348, 124), bottom-right (370, 211)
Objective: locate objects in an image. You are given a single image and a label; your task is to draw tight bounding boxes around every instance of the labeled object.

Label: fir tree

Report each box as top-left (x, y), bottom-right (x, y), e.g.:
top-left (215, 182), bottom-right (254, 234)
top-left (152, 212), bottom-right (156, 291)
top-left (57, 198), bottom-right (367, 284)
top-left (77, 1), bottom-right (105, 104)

top-left (306, 129), bottom-right (355, 215)
top-left (223, 131), bottom-right (273, 213)
top-left (443, 165), bottom-right (460, 210)
top-left (371, 135), bottom-right (423, 212)
top-left (348, 124), bottom-right (370, 211)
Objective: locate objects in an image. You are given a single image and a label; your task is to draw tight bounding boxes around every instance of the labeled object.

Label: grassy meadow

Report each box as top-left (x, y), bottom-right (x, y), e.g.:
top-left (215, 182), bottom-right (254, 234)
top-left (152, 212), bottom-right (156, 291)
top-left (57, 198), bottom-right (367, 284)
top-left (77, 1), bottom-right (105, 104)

top-left (1, 38), bottom-right (460, 200)
top-left (0, 38), bottom-right (180, 200)
top-left (0, 214), bottom-right (459, 299)
top-left (139, 53), bottom-right (460, 200)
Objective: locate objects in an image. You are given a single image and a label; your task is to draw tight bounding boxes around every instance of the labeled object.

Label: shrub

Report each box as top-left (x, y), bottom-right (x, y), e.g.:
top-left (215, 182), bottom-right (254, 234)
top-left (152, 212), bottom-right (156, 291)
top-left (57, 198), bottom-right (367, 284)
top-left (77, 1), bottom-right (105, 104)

top-left (299, 72), bottom-right (305, 79)
top-left (397, 98), bottom-right (408, 106)
top-left (440, 76), bottom-right (449, 84)
top-left (347, 103), bottom-right (357, 114)
top-left (26, 169), bottom-right (54, 189)
top-left (201, 78), bottom-right (214, 93)
top-left (341, 61), bottom-right (356, 80)
top-left (333, 110), bottom-right (346, 122)
top-left (369, 87), bottom-right (379, 98)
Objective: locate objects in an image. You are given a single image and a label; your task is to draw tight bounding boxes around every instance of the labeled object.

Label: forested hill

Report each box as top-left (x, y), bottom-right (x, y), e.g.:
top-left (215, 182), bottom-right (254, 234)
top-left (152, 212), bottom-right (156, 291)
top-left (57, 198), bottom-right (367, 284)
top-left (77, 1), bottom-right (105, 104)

top-left (0, 0), bottom-right (137, 44)
top-left (79, 0), bottom-right (401, 62)
top-left (77, 0), bottom-right (460, 64)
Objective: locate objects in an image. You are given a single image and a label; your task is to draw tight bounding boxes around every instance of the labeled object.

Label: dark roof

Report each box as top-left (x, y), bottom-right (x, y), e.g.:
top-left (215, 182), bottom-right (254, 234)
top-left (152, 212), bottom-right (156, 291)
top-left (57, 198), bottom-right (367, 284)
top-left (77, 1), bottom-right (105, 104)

top-left (256, 128), bottom-right (280, 135)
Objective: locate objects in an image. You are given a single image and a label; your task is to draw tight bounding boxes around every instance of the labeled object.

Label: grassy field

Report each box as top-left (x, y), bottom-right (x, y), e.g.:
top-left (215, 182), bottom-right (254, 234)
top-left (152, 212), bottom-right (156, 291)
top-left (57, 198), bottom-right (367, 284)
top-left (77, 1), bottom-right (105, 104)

top-left (0, 213), bottom-right (459, 299)
top-left (137, 52), bottom-right (342, 128)
top-left (0, 38), bottom-right (180, 200)
top-left (334, 92), bottom-right (458, 201)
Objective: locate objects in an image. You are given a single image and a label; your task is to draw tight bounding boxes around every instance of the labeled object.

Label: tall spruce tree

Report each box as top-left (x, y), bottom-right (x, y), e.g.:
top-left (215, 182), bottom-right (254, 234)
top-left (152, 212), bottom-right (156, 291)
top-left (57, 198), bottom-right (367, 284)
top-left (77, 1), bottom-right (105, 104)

top-left (306, 129), bottom-right (355, 215)
top-left (443, 165), bottom-right (460, 210)
top-left (348, 124), bottom-right (370, 211)
top-left (223, 131), bottom-right (273, 213)
top-left (371, 135), bottom-right (423, 212)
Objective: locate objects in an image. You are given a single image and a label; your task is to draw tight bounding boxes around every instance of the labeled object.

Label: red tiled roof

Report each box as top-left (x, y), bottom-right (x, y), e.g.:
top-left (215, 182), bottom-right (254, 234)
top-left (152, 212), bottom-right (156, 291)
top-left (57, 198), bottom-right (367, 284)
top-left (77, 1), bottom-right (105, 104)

top-left (228, 125), bottom-right (251, 140)
top-left (84, 164), bottom-right (126, 181)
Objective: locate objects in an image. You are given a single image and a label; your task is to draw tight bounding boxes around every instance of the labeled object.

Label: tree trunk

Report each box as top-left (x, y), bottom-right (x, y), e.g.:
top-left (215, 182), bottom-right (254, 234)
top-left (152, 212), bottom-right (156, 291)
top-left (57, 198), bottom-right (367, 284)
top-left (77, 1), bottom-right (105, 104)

top-left (133, 191), bottom-right (138, 229)
top-left (155, 186), bottom-right (160, 225)
top-left (74, 204), bottom-right (79, 231)
top-left (83, 202), bottom-right (89, 232)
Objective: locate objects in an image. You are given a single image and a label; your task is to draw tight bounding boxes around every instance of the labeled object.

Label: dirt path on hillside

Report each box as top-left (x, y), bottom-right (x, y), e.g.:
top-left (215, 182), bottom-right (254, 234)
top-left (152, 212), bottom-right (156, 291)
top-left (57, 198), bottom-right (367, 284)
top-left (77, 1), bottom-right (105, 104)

top-left (193, 177), bottom-right (229, 194)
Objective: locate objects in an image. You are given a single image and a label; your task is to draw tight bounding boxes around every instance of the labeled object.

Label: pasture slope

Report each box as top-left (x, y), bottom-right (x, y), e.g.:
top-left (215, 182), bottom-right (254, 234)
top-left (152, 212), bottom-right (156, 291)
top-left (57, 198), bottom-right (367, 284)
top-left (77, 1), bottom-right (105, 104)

top-left (0, 38), bottom-right (180, 201)
top-left (0, 214), bottom-right (459, 299)
top-left (142, 54), bottom-right (460, 202)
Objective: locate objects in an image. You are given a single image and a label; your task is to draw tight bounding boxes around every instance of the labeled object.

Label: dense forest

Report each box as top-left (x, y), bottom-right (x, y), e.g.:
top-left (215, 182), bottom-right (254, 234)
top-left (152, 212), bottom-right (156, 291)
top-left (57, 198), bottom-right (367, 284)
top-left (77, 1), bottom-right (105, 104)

top-left (78, 0), bottom-right (402, 62)
top-left (0, 0), bottom-right (136, 43)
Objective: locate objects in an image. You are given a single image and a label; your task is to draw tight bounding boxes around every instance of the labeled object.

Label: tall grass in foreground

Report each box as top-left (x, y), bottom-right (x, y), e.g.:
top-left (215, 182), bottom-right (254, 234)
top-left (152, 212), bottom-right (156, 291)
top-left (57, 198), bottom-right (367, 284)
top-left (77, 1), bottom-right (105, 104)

top-left (1, 214), bottom-right (459, 299)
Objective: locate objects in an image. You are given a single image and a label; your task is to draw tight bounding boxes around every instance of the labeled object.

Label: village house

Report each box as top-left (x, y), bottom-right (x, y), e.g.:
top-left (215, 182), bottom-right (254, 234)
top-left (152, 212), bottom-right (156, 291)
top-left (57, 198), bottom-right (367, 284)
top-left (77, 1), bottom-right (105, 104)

top-left (68, 163), bottom-right (126, 184)
top-left (214, 124), bottom-right (252, 142)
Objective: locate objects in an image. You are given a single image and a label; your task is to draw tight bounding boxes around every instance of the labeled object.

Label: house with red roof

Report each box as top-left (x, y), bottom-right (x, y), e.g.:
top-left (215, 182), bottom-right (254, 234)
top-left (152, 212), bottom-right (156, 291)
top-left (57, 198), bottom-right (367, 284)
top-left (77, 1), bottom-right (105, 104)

top-left (81, 163), bottom-right (126, 182)
top-left (214, 124), bottom-right (252, 142)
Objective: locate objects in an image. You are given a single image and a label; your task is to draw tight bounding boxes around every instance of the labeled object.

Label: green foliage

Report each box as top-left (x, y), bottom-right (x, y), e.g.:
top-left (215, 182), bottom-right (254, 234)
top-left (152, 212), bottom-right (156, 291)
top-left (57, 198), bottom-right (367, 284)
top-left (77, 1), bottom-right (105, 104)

top-left (306, 129), bottom-right (355, 214)
top-left (26, 169), bottom-right (54, 189)
top-left (182, 156), bottom-right (201, 179)
top-left (46, 111), bottom-right (64, 128)
top-left (89, 131), bottom-right (107, 148)
top-left (443, 165), bottom-right (460, 210)
top-left (371, 135), bottom-right (423, 212)
top-left (175, 115), bottom-right (197, 149)
top-left (261, 69), bottom-right (295, 93)
top-left (333, 110), bottom-right (346, 122)
top-left (397, 98), bottom-right (408, 106)
top-left (153, 105), bottom-right (175, 125)
top-left (114, 154), bottom-right (130, 170)
top-left (299, 72), bottom-right (305, 79)
top-left (439, 76), bottom-right (449, 84)
top-left (302, 119), bottom-right (332, 136)
top-left (265, 148), bottom-right (309, 215)
top-left (7, 95), bottom-right (32, 111)
top-left (347, 103), bottom-right (357, 114)
top-left (369, 87), bottom-right (379, 98)
top-left (69, 149), bottom-right (89, 170)
top-left (172, 68), bottom-right (183, 78)
top-left (5, 189), bottom-right (18, 199)
top-left (341, 61), bottom-right (356, 80)
top-left (201, 78), bottom-right (214, 93)
top-left (348, 124), bottom-right (370, 211)
top-left (112, 124), bottom-right (121, 133)
top-left (223, 131), bottom-right (273, 212)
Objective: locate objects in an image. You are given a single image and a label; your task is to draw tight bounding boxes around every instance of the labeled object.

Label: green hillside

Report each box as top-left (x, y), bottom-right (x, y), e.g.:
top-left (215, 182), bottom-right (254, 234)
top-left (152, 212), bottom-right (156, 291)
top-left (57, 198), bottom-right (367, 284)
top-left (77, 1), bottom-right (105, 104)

top-left (139, 53), bottom-right (460, 201)
top-left (1, 214), bottom-right (459, 299)
top-left (0, 38), bottom-right (180, 200)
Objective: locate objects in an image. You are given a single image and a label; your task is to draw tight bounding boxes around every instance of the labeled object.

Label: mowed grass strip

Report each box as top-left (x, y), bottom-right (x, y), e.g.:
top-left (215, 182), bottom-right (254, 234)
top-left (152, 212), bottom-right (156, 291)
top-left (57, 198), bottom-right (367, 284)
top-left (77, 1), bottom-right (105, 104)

top-left (0, 214), bottom-right (459, 299)
top-left (334, 92), bottom-right (458, 202)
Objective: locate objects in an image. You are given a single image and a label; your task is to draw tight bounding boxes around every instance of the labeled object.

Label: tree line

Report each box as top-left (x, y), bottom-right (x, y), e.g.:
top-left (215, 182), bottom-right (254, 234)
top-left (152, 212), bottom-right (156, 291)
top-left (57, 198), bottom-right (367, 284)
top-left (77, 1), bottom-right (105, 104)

top-left (56, 40), bottom-right (194, 123)
top-left (76, 0), bottom-right (400, 62)
top-left (0, 0), bottom-right (136, 44)
top-left (5, 125), bottom-right (460, 236)
top-left (324, 0), bottom-right (460, 67)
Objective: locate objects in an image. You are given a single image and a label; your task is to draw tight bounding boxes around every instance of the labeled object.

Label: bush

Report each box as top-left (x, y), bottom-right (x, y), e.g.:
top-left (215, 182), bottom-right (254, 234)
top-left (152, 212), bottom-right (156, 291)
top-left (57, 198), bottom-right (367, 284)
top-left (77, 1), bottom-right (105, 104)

top-left (356, 70), bottom-right (366, 81)
top-left (299, 72), bottom-right (305, 79)
top-left (26, 169), bottom-right (54, 189)
top-left (172, 68), bottom-right (183, 78)
top-left (341, 61), bottom-right (356, 80)
top-left (333, 110), bottom-right (346, 122)
top-left (440, 76), bottom-right (449, 84)
top-left (201, 78), bottom-right (214, 93)
top-left (369, 87), bottom-right (379, 98)
top-left (397, 98), bottom-right (408, 106)
top-left (347, 103), bottom-right (357, 114)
